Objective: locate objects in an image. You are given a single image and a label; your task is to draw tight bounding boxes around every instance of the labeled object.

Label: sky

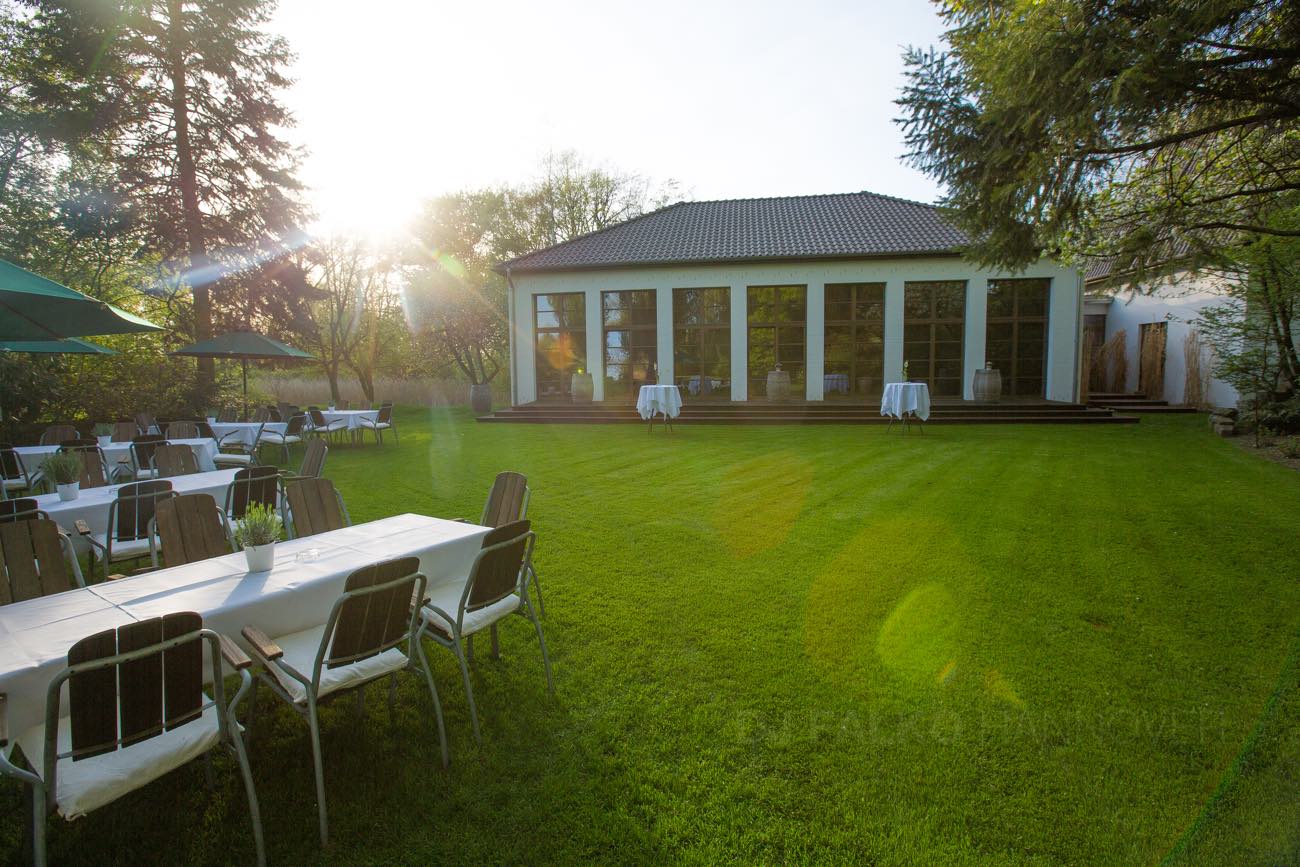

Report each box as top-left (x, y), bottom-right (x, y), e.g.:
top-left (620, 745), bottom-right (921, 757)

top-left (270, 0), bottom-right (950, 240)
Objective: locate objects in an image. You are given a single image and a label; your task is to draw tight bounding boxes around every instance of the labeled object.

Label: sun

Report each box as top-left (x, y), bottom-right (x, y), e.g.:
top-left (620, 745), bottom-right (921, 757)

top-left (309, 172), bottom-right (425, 244)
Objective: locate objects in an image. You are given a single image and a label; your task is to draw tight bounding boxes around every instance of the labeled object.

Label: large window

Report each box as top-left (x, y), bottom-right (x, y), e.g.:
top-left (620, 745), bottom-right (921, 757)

top-left (673, 287), bottom-right (730, 398)
top-left (824, 283), bottom-right (885, 398)
top-left (748, 285), bottom-right (806, 398)
top-left (986, 278), bottom-right (1049, 397)
top-left (534, 292), bottom-right (586, 400)
top-left (602, 290), bottom-right (657, 400)
top-left (903, 281), bottom-right (966, 397)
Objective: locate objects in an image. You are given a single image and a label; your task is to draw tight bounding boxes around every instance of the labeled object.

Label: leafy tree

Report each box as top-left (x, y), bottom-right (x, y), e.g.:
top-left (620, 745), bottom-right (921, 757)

top-left (896, 0), bottom-right (1300, 273)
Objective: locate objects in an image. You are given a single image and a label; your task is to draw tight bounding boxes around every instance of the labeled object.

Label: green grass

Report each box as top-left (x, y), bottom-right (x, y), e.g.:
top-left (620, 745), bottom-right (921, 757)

top-left (3, 410), bottom-right (1298, 864)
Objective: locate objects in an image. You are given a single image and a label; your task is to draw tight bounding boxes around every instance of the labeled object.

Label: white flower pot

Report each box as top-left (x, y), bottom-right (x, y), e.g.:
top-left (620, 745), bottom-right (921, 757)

top-left (243, 542), bottom-right (276, 572)
top-left (56, 482), bottom-right (79, 502)
top-left (96, 435), bottom-right (112, 448)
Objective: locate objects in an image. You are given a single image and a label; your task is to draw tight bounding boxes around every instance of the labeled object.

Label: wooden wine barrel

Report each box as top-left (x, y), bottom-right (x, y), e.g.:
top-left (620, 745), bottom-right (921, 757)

top-left (973, 367), bottom-right (1002, 402)
top-left (766, 369), bottom-right (791, 401)
top-left (570, 373), bottom-right (594, 403)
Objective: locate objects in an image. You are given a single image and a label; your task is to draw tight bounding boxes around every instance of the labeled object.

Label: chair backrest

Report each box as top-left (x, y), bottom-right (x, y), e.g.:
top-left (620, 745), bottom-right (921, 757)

top-left (54, 612), bottom-right (212, 768)
top-left (0, 444), bottom-right (26, 483)
top-left (465, 520), bottom-right (531, 611)
top-left (276, 402), bottom-right (292, 420)
top-left (298, 438), bottom-right (328, 479)
top-left (217, 407), bottom-right (237, 423)
top-left (308, 408), bottom-right (327, 427)
top-left (196, 421), bottom-right (219, 442)
top-left (267, 407), bottom-right (282, 422)
top-left (130, 435), bottom-right (166, 472)
top-left (59, 442), bottom-right (109, 489)
top-left (153, 444), bottom-right (199, 478)
top-left (111, 421), bottom-right (139, 442)
top-left (324, 556), bottom-right (423, 670)
top-left (166, 421), bottom-right (199, 439)
top-left (481, 471), bottom-right (529, 528)
top-left (134, 412), bottom-right (156, 432)
top-left (284, 413), bottom-right (307, 437)
top-left (285, 478), bottom-right (349, 537)
top-left (252, 406), bottom-right (271, 423)
top-left (40, 425), bottom-right (78, 446)
top-left (375, 405), bottom-right (392, 424)
top-left (111, 480), bottom-right (175, 542)
top-left (0, 518), bottom-right (81, 602)
top-left (153, 494), bottom-right (230, 568)
top-left (0, 498), bottom-right (46, 523)
top-left (227, 466), bottom-right (281, 520)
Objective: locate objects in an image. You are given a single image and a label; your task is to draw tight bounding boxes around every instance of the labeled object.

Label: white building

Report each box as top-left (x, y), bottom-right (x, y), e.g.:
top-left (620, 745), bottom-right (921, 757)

top-left (498, 192), bottom-right (1085, 405)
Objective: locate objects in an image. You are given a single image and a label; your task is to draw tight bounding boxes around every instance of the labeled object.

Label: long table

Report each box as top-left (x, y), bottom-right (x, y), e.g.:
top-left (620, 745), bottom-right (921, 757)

top-left (34, 469), bottom-right (240, 554)
top-left (0, 514), bottom-right (490, 736)
top-left (16, 438), bottom-right (220, 477)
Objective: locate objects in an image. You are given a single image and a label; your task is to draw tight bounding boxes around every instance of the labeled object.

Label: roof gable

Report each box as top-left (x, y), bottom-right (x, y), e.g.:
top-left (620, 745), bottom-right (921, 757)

top-left (498, 191), bottom-right (969, 273)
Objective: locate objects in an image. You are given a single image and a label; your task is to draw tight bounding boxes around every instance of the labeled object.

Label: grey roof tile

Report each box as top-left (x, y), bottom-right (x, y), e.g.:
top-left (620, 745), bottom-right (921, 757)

top-left (497, 191), bottom-right (968, 273)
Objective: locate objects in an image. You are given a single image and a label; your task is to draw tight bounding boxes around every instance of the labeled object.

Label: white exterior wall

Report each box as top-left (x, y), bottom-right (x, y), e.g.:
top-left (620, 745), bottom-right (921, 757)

top-left (509, 256), bottom-right (1081, 404)
top-left (1102, 270), bottom-right (1241, 409)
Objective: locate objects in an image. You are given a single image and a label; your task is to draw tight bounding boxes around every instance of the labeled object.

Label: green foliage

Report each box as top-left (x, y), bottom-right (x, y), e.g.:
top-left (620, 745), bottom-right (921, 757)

top-left (232, 502), bottom-right (283, 548)
top-left (1278, 436), bottom-right (1300, 458)
top-left (41, 450), bottom-right (81, 485)
top-left (897, 0), bottom-right (1300, 272)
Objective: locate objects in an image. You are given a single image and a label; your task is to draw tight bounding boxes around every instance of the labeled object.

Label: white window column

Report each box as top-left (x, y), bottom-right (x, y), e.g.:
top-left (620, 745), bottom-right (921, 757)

top-left (586, 289), bottom-right (604, 401)
top-left (806, 282), bottom-right (825, 400)
top-left (963, 278), bottom-right (989, 400)
top-left (655, 286), bottom-right (674, 386)
top-left (730, 283), bottom-right (747, 401)
top-left (883, 280), bottom-right (905, 383)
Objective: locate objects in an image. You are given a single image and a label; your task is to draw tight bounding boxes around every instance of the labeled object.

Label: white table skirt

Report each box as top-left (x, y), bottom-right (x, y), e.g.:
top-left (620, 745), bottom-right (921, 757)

top-left (320, 410), bottom-right (378, 430)
top-left (208, 421), bottom-right (287, 445)
top-left (880, 382), bottom-right (932, 421)
top-left (0, 514), bottom-right (490, 735)
top-left (636, 385), bottom-right (683, 420)
top-left (16, 439), bottom-right (219, 478)
top-left (823, 373), bottom-right (850, 394)
top-left (34, 469), bottom-right (240, 553)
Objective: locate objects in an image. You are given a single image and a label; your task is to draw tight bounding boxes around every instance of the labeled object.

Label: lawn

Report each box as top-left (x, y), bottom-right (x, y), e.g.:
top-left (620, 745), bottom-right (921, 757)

top-left (3, 410), bottom-right (1297, 864)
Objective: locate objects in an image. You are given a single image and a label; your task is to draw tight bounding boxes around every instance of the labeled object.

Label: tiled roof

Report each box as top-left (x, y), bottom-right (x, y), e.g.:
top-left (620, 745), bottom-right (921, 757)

top-left (497, 191), bottom-right (969, 273)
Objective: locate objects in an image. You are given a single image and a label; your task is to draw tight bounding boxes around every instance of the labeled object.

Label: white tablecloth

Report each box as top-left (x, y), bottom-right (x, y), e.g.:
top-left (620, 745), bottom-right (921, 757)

top-left (823, 373), bottom-right (850, 394)
top-left (684, 376), bottom-right (723, 397)
top-left (207, 421), bottom-right (287, 446)
top-left (34, 469), bottom-right (240, 553)
top-left (636, 385), bottom-right (683, 420)
top-left (0, 513), bottom-right (490, 735)
top-left (321, 410), bottom-right (378, 430)
top-left (16, 439), bottom-right (219, 477)
top-left (880, 382), bottom-right (931, 421)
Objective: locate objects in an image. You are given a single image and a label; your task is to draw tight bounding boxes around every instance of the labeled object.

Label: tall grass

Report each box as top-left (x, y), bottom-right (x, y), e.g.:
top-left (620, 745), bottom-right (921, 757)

top-left (252, 375), bottom-right (508, 408)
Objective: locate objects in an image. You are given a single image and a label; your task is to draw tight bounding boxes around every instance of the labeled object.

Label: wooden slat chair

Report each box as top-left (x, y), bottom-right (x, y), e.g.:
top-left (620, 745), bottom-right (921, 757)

top-left (306, 409), bottom-right (347, 443)
top-left (38, 426), bottom-right (78, 447)
top-left (284, 478), bottom-right (350, 539)
top-left (357, 404), bottom-right (397, 445)
top-left (0, 444), bottom-right (36, 498)
top-left (151, 494), bottom-right (232, 568)
top-left (79, 480), bottom-right (176, 579)
top-left (479, 471), bottom-right (545, 615)
top-left (127, 435), bottom-right (166, 480)
top-left (0, 499), bottom-right (48, 524)
top-left (165, 421), bottom-right (199, 440)
top-left (251, 407), bottom-right (271, 424)
top-left (0, 612), bottom-right (266, 866)
top-left (225, 466), bottom-right (282, 521)
top-left (0, 518), bottom-right (85, 603)
top-left (276, 402), bottom-right (292, 421)
top-left (216, 407), bottom-right (237, 423)
top-left (213, 422), bottom-right (264, 469)
top-left (241, 557), bottom-right (447, 846)
top-left (260, 413), bottom-right (307, 464)
top-left (57, 441), bottom-right (110, 490)
top-left (419, 520), bottom-right (552, 744)
top-left (109, 420), bottom-right (138, 443)
top-left (151, 444), bottom-right (200, 478)
top-left (133, 412), bottom-right (157, 434)
top-left (281, 438), bottom-right (327, 486)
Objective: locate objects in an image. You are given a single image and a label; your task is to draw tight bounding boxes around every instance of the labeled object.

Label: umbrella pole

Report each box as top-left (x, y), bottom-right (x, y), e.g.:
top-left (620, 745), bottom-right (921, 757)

top-left (242, 358), bottom-right (249, 420)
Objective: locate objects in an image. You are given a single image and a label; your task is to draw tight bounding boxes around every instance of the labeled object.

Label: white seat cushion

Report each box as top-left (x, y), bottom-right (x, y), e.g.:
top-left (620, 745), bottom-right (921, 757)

top-left (16, 702), bottom-right (223, 819)
top-left (421, 583), bottom-right (519, 639)
top-left (213, 453), bottom-right (252, 465)
top-left (264, 624), bottom-right (410, 705)
top-left (263, 434), bottom-right (300, 445)
top-left (90, 535), bottom-right (153, 561)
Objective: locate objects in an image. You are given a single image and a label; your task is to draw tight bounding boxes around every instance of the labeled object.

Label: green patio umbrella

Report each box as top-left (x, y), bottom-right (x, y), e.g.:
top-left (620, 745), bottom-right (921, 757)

top-left (0, 336), bottom-right (119, 436)
top-left (0, 258), bottom-right (162, 340)
top-left (170, 330), bottom-right (315, 416)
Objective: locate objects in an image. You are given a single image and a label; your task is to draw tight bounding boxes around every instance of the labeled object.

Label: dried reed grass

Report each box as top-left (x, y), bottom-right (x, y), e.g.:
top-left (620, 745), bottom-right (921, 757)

top-left (252, 376), bottom-right (505, 408)
top-left (1139, 325), bottom-right (1167, 400)
top-left (1182, 330), bottom-right (1210, 409)
top-left (1097, 330), bottom-right (1129, 393)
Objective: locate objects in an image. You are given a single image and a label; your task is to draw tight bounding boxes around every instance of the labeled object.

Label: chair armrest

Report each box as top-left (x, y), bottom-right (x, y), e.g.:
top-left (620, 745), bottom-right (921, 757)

top-left (241, 626), bottom-right (283, 661)
top-left (74, 520), bottom-right (91, 536)
top-left (218, 634), bottom-right (253, 670)
top-left (106, 573), bottom-right (127, 581)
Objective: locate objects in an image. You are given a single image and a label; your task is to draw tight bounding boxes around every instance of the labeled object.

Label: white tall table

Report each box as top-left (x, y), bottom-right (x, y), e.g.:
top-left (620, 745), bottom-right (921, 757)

top-left (880, 382), bottom-right (931, 434)
top-left (637, 384), bottom-right (682, 432)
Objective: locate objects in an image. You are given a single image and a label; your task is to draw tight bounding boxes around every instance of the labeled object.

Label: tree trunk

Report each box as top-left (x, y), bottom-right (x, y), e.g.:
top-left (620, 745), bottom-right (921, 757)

top-left (325, 363), bottom-right (340, 402)
top-left (165, 0), bottom-right (214, 396)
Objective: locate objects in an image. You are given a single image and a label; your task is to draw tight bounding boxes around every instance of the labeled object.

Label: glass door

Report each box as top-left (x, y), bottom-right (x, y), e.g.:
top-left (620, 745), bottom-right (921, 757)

top-left (748, 285), bottom-right (806, 399)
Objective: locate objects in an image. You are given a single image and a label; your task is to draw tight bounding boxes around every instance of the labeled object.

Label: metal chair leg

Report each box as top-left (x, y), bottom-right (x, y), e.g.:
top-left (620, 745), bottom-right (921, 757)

top-left (529, 564), bottom-right (545, 617)
top-left (229, 731), bottom-right (268, 867)
top-left (529, 605), bottom-right (555, 695)
top-left (415, 644), bottom-right (450, 768)
top-left (453, 638), bottom-right (481, 744)
top-left (306, 700), bottom-right (329, 846)
top-left (32, 778), bottom-right (46, 867)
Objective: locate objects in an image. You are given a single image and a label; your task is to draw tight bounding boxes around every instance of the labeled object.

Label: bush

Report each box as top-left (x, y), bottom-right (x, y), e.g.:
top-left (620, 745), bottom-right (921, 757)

top-left (1278, 437), bottom-right (1300, 459)
top-left (1248, 394), bottom-right (1300, 436)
